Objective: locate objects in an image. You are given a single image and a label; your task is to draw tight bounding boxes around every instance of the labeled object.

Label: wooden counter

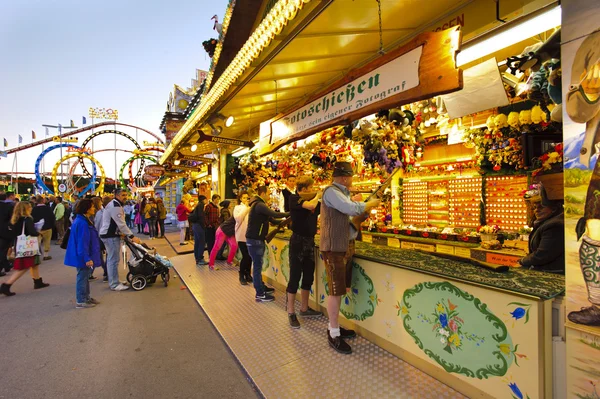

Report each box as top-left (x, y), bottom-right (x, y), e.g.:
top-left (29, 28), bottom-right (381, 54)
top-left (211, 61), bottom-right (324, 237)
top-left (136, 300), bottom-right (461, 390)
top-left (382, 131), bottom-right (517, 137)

top-left (261, 231), bottom-right (565, 399)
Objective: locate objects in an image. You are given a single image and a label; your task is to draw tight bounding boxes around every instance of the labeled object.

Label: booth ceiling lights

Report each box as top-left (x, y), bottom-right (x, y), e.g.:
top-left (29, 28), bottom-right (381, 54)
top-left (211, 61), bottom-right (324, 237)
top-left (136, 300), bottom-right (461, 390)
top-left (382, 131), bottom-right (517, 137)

top-left (211, 113), bottom-right (234, 128)
top-left (161, 0), bottom-right (313, 164)
top-left (456, 5), bottom-right (561, 67)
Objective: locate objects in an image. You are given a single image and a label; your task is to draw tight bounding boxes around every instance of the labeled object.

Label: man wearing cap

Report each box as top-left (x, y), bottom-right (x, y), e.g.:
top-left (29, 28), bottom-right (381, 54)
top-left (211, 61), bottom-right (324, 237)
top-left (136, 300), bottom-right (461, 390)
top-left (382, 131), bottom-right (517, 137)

top-left (100, 189), bottom-right (141, 291)
top-left (321, 162), bottom-right (380, 354)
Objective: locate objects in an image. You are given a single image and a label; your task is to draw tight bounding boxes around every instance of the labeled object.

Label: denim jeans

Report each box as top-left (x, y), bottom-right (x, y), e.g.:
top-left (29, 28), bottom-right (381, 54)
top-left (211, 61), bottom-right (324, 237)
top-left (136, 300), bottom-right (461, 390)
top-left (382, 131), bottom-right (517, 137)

top-left (102, 237), bottom-right (122, 289)
top-left (247, 238), bottom-right (265, 296)
top-left (192, 224), bottom-right (206, 263)
top-left (76, 267), bottom-right (91, 303)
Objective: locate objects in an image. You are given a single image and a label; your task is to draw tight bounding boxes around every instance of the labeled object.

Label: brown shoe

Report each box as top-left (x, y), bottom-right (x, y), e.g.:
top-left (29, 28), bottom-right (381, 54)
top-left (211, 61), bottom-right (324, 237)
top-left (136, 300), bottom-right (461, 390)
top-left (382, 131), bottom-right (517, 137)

top-left (568, 306), bottom-right (600, 326)
top-left (43, 256), bottom-right (52, 260)
top-left (328, 332), bottom-right (352, 354)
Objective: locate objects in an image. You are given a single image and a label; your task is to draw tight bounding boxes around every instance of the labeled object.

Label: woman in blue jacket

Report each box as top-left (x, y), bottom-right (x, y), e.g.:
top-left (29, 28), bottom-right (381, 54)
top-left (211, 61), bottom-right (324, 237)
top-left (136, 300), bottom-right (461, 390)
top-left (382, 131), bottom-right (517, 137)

top-left (64, 199), bottom-right (102, 308)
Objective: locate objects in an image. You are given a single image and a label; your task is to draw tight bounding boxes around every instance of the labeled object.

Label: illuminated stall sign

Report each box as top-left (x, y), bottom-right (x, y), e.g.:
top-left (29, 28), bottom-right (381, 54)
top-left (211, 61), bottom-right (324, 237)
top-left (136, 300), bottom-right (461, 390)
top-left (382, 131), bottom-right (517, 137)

top-left (88, 107), bottom-right (119, 120)
top-left (258, 28), bottom-right (463, 156)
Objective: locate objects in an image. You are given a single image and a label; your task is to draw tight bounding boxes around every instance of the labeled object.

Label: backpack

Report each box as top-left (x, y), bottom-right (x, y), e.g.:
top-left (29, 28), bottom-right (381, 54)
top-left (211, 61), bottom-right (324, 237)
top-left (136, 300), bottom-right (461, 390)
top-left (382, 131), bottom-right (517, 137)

top-left (187, 207), bottom-right (199, 224)
top-left (220, 217), bottom-right (236, 237)
top-left (149, 206), bottom-right (158, 219)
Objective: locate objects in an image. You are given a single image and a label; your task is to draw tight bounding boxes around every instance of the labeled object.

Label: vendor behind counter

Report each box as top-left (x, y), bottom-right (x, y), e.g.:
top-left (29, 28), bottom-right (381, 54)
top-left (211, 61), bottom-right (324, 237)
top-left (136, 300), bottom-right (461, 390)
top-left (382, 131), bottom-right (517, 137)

top-left (519, 184), bottom-right (564, 274)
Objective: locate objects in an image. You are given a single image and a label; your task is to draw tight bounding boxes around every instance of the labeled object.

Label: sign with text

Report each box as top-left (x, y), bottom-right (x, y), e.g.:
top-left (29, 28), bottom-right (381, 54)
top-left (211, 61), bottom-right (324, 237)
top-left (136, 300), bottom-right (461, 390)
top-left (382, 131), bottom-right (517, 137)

top-left (266, 47), bottom-right (422, 143)
top-left (144, 165), bottom-right (165, 177)
top-left (89, 107), bottom-right (119, 120)
top-left (258, 28), bottom-right (462, 156)
top-left (485, 252), bottom-right (520, 267)
top-left (52, 136), bottom-right (78, 143)
top-left (197, 131), bottom-right (254, 148)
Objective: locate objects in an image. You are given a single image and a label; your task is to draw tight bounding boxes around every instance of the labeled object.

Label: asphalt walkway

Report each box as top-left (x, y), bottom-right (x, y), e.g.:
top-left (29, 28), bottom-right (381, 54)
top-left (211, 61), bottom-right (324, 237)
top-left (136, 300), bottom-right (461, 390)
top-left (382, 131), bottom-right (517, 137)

top-left (0, 227), bottom-right (259, 399)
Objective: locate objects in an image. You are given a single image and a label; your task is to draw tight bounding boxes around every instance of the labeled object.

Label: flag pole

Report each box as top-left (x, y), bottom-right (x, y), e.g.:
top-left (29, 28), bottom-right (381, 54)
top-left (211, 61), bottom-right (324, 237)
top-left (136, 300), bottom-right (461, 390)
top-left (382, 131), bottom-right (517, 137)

top-left (91, 117), bottom-right (95, 194)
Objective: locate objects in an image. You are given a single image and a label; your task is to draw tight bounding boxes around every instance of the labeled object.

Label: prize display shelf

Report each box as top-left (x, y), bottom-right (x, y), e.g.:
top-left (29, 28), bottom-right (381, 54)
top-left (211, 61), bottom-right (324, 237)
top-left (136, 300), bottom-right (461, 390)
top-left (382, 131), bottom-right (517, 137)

top-left (485, 175), bottom-right (529, 231)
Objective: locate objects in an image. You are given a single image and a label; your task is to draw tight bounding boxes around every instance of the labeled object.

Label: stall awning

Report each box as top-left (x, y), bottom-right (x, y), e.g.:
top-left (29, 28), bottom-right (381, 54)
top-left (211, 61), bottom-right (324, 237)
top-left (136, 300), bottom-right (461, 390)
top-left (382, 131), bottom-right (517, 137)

top-left (161, 0), bottom-right (551, 163)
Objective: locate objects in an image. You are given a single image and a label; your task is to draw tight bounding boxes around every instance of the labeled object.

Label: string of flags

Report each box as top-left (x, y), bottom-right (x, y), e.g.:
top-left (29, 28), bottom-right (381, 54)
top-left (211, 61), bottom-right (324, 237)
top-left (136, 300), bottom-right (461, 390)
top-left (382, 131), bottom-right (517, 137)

top-left (2, 115), bottom-right (88, 149)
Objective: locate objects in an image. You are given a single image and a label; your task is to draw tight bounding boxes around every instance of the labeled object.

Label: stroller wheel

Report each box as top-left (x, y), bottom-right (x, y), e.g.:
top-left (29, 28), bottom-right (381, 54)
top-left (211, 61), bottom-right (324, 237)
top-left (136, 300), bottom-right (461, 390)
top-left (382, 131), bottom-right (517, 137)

top-left (131, 275), bottom-right (147, 291)
top-left (126, 272), bottom-right (133, 284)
top-left (161, 272), bottom-right (170, 287)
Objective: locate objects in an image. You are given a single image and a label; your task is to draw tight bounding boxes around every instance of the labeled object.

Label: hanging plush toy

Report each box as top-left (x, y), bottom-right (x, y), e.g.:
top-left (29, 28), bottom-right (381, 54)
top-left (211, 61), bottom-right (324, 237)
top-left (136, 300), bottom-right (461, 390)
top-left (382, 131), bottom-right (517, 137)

top-left (531, 105), bottom-right (547, 124)
top-left (519, 110), bottom-right (532, 125)
top-left (494, 114), bottom-right (509, 129)
top-left (401, 145), bottom-right (415, 166)
top-left (507, 112), bottom-right (520, 129)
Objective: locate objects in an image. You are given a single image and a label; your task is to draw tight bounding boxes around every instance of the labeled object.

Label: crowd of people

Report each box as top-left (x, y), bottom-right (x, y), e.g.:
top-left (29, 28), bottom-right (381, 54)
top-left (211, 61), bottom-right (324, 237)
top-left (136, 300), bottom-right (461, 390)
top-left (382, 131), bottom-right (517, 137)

top-left (0, 189), bottom-right (144, 307)
top-left (1, 161), bottom-right (383, 354)
top-left (170, 162), bottom-right (381, 354)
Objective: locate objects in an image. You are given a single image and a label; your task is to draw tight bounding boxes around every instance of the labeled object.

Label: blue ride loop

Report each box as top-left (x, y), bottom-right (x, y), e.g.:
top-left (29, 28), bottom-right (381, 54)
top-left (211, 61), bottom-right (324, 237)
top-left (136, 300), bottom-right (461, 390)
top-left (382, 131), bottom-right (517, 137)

top-left (35, 144), bottom-right (98, 196)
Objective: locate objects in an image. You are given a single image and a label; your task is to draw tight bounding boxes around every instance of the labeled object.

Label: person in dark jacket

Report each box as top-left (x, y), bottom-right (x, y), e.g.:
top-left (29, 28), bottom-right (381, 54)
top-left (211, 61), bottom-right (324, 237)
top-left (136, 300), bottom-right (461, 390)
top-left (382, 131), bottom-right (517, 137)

top-left (32, 195), bottom-right (55, 261)
top-left (0, 191), bottom-right (16, 276)
top-left (215, 200), bottom-right (232, 260)
top-left (519, 186), bottom-right (564, 274)
top-left (64, 199), bottom-right (102, 308)
top-left (204, 194), bottom-right (221, 254)
top-left (0, 201), bottom-right (49, 296)
top-left (246, 185), bottom-right (289, 302)
top-left (189, 196), bottom-right (208, 266)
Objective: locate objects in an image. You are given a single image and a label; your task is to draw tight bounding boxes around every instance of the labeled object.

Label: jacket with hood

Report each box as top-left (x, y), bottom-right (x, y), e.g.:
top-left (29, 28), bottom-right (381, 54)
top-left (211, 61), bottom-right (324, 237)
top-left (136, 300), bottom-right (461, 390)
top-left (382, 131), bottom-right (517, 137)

top-left (245, 196), bottom-right (289, 241)
top-left (100, 198), bottom-right (134, 239)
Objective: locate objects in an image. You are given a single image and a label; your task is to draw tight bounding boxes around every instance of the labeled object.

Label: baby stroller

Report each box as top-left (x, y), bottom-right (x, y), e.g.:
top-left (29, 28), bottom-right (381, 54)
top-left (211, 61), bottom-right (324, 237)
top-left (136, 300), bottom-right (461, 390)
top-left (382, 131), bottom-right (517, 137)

top-left (123, 237), bottom-right (172, 291)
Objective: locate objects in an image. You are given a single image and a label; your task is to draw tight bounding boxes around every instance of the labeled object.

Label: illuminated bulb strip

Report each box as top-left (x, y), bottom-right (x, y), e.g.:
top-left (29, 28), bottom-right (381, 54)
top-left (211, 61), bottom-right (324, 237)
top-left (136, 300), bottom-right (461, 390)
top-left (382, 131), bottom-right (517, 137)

top-left (161, 0), bottom-right (312, 164)
top-left (203, 0), bottom-right (236, 93)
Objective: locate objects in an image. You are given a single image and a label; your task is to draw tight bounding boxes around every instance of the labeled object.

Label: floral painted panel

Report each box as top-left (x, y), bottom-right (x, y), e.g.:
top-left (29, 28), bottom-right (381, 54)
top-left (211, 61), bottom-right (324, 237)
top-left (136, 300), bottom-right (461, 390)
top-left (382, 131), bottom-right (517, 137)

top-left (322, 260), bottom-right (380, 321)
top-left (400, 281), bottom-right (524, 379)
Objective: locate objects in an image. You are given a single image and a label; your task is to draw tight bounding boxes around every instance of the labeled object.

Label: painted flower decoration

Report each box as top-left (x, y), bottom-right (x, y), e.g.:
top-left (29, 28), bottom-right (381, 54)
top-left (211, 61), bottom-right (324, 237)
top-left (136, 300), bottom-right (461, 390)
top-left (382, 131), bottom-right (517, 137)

top-left (509, 382), bottom-right (523, 399)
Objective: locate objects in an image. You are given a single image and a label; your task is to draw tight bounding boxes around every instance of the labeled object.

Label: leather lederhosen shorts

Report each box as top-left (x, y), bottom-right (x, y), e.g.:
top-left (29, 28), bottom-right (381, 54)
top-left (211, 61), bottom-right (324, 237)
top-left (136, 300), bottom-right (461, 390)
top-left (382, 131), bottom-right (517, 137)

top-left (321, 240), bottom-right (355, 297)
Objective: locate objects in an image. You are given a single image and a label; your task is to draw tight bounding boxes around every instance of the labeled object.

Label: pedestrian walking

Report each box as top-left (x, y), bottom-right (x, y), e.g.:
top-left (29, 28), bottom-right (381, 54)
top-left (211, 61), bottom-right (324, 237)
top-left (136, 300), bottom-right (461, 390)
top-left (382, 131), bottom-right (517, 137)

top-left (54, 196), bottom-right (66, 245)
top-left (31, 195), bottom-right (55, 261)
top-left (188, 196), bottom-right (207, 266)
top-left (156, 197), bottom-right (166, 238)
top-left (204, 194), bottom-right (220, 253)
top-left (123, 201), bottom-right (133, 228)
top-left (64, 199), bottom-right (102, 308)
top-left (0, 201), bottom-right (49, 296)
top-left (0, 191), bottom-right (16, 276)
top-left (176, 200), bottom-right (191, 245)
top-left (144, 198), bottom-right (158, 239)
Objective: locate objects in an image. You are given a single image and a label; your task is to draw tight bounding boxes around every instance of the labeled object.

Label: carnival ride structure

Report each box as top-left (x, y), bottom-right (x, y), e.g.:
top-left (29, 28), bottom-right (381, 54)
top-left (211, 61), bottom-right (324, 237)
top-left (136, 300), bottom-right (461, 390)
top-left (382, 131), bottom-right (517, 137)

top-left (13, 122), bottom-right (165, 200)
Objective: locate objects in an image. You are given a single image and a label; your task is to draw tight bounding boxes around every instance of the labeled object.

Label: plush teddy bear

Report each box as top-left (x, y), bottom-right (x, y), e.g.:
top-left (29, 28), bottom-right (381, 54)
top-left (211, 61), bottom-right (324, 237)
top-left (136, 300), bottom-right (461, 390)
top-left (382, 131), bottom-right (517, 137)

top-left (531, 105), bottom-right (547, 124)
top-left (507, 112), bottom-right (520, 129)
top-left (494, 114), bottom-right (509, 129)
top-left (486, 115), bottom-right (496, 131)
top-left (519, 110), bottom-right (532, 125)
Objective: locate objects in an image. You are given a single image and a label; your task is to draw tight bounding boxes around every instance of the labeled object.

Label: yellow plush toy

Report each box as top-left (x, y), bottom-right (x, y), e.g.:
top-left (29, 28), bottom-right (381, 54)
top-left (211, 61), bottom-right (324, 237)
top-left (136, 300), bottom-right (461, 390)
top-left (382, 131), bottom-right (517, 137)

top-left (531, 105), bottom-right (547, 124)
top-left (519, 110), bottom-right (532, 125)
top-left (494, 114), bottom-right (508, 129)
top-left (486, 115), bottom-right (496, 130)
top-left (507, 112), bottom-right (520, 129)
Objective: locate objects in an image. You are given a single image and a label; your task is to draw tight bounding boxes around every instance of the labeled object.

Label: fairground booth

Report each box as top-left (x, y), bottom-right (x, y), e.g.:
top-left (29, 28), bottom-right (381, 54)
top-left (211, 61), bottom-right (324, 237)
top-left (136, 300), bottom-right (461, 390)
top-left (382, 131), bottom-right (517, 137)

top-left (161, 1), bottom-right (600, 398)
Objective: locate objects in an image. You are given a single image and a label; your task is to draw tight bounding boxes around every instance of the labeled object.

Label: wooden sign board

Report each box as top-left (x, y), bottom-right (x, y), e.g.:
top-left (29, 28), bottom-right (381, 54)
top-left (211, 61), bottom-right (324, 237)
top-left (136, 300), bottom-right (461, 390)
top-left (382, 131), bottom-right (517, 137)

top-left (197, 131), bottom-right (254, 148)
top-left (485, 252), bottom-right (521, 267)
top-left (258, 27), bottom-right (463, 156)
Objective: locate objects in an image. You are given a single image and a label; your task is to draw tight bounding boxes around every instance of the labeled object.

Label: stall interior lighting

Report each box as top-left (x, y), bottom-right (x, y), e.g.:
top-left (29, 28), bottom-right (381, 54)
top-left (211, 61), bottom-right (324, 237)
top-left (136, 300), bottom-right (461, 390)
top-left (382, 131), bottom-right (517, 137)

top-left (456, 6), bottom-right (561, 67)
top-left (190, 144), bottom-right (198, 152)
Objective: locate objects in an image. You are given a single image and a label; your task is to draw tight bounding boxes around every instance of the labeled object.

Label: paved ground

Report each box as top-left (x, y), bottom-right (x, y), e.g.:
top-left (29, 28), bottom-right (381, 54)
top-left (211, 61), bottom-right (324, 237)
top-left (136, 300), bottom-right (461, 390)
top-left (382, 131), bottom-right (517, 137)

top-left (0, 226), bottom-right (259, 399)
